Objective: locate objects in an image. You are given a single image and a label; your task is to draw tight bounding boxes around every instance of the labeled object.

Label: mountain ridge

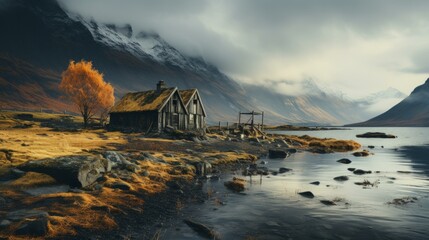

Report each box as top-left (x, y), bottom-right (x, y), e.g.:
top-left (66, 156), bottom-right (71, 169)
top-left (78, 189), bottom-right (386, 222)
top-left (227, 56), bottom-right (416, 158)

top-left (0, 0), bottom-right (376, 125)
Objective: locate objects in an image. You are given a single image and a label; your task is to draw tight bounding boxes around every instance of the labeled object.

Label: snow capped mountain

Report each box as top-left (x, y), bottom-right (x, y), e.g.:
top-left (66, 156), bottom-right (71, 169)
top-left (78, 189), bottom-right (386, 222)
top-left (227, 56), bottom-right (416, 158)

top-left (73, 15), bottom-right (206, 72)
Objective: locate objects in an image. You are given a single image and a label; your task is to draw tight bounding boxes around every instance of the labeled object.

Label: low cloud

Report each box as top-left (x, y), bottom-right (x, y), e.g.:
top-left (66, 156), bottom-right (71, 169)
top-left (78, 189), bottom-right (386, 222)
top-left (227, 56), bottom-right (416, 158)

top-left (60, 0), bottom-right (429, 100)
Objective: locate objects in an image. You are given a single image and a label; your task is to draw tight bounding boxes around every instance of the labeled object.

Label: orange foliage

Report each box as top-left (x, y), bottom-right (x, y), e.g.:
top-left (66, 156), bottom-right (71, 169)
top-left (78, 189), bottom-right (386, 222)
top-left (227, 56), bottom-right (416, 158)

top-left (60, 60), bottom-right (115, 126)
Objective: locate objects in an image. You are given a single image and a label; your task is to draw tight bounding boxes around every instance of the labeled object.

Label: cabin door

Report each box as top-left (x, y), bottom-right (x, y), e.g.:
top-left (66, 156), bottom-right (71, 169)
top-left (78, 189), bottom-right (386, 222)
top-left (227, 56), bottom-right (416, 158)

top-left (171, 113), bottom-right (179, 129)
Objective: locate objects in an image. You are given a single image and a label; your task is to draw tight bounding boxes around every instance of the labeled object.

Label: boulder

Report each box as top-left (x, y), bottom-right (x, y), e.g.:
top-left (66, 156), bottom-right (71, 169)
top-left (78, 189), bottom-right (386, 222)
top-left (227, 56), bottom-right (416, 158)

top-left (298, 191), bottom-right (315, 198)
top-left (268, 150), bottom-right (288, 159)
top-left (102, 151), bottom-right (126, 167)
top-left (333, 176), bottom-right (349, 181)
top-left (356, 132), bottom-right (396, 138)
top-left (18, 155), bottom-right (108, 188)
top-left (337, 158), bottom-right (352, 164)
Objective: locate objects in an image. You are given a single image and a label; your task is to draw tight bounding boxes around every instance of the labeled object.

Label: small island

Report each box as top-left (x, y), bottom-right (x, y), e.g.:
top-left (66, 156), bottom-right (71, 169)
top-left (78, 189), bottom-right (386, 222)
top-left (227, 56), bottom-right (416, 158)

top-left (356, 132), bottom-right (397, 138)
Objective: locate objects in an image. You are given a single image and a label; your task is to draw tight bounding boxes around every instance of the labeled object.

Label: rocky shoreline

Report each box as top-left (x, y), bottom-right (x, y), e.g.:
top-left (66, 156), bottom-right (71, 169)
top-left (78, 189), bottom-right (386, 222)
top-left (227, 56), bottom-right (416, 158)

top-left (0, 111), bottom-right (364, 239)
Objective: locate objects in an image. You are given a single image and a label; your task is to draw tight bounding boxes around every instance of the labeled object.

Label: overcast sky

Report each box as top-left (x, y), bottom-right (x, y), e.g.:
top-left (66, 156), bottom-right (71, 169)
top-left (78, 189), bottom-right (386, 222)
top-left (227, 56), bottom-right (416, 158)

top-left (60, 0), bottom-right (429, 99)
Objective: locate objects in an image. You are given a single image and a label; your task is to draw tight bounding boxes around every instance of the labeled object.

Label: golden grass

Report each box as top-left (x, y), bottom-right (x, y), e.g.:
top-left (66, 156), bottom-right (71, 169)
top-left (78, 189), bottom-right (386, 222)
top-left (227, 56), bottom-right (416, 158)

top-left (9, 172), bottom-right (57, 188)
top-left (284, 135), bottom-right (361, 152)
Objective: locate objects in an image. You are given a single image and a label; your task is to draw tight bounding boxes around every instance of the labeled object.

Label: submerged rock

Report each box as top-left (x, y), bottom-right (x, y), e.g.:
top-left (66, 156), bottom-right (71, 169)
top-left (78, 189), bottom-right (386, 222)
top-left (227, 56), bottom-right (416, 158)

top-left (298, 191), bottom-right (315, 198)
top-left (184, 219), bottom-right (219, 239)
top-left (279, 167), bottom-right (292, 173)
top-left (320, 200), bottom-right (336, 206)
top-left (347, 168), bottom-right (356, 172)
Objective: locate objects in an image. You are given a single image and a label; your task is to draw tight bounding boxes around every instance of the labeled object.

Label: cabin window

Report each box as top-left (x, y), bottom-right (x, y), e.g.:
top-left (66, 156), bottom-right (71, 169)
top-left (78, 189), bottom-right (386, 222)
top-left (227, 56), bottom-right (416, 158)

top-left (173, 100), bottom-right (178, 112)
top-left (193, 100), bottom-right (197, 113)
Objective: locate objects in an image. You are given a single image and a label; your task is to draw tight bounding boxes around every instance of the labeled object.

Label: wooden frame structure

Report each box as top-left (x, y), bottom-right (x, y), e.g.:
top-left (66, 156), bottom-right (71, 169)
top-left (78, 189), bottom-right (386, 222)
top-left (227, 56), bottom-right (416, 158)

top-left (238, 110), bottom-right (264, 132)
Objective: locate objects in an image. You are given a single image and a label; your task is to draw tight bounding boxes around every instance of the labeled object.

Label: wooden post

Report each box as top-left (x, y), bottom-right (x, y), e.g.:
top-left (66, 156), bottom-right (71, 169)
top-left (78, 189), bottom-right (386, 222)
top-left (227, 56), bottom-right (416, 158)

top-left (218, 121), bottom-right (221, 131)
top-left (250, 111), bottom-right (255, 129)
top-left (226, 122), bottom-right (229, 130)
top-left (238, 112), bottom-right (241, 126)
top-left (261, 111), bottom-right (264, 131)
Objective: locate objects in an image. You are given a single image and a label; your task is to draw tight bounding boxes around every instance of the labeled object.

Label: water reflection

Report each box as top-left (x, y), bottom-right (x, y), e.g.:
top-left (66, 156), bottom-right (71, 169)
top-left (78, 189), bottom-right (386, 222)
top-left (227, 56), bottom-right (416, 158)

top-left (164, 128), bottom-right (429, 240)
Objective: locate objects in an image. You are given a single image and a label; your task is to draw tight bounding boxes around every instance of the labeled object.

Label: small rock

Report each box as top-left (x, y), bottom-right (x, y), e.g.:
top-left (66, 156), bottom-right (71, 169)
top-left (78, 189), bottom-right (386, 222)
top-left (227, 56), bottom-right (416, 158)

top-left (337, 158), bottom-right (352, 164)
top-left (298, 191), bottom-right (315, 198)
top-left (164, 153), bottom-right (174, 158)
top-left (368, 145), bottom-right (375, 149)
top-left (14, 218), bottom-right (49, 236)
top-left (110, 182), bottom-right (131, 191)
top-left (353, 150), bottom-right (370, 157)
top-left (268, 149), bottom-right (288, 159)
top-left (279, 167), bottom-right (292, 173)
top-left (310, 181), bottom-right (320, 185)
top-left (0, 220), bottom-right (11, 228)
top-left (224, 177), bottom-right (246, 192)
top-left (320, 200), bottom-right (336, 206)
top-left (333, 176), bottom-right (349, 181)
top-left (184, 219), bottom-right (219, 239)
top-left (347, 168), bottom-right (356, 172)
top-left (210, 175), bottom-right (220, 181)
top-left (7, 209), bottom-right (49, 221)
top-left (286, 148), bottom-right (297, 153)
top-left (167, 181), bottom-right (182, 190)
top-left (353, 169), bottom-right (372, 175)
top-left (260, 160), bottom-right (268, 165)
top-left (141, 170), bottom-right (150, 177)
top-left (125, 163), bottom-right (141, 173)
top-left (248, 137), bottom-right (260, 143)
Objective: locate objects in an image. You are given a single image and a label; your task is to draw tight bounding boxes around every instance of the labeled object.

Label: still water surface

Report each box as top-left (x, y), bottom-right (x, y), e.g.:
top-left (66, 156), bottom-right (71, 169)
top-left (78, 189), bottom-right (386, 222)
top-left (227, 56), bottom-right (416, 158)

top-left (165, 128), bottom-right (429, 240)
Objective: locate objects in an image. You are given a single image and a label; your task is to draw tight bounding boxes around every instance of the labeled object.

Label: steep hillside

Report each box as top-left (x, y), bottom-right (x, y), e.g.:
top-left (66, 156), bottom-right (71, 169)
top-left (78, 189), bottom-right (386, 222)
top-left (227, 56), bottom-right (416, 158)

top-left (348, 78), bottom-right (429, 126)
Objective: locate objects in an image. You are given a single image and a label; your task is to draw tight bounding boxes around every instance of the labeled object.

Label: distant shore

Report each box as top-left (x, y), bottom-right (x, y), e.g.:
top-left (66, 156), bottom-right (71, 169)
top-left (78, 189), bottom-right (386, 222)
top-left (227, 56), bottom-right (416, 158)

top-left (265, 124), bottom-right (350, 131)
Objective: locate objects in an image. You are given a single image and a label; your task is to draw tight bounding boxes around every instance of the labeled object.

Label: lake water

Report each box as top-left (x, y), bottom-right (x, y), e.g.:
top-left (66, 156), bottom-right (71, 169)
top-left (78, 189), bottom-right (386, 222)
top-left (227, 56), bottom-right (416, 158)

top-left (164, 127), bottom-right (429, 240)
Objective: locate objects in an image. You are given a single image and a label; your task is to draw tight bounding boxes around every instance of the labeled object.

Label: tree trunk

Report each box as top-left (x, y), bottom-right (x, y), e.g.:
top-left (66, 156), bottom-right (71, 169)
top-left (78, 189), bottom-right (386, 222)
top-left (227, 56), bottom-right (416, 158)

top-left (17, 155), bottom-right (109, 188)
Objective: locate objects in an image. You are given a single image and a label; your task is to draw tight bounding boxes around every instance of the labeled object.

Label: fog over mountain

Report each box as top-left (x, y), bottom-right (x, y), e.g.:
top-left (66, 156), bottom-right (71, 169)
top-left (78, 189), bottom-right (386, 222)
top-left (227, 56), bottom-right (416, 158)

top-left (59, 0), bottom-right (429, 100)
top-left (349, 78), bottom-right (429, 126)
top-left (0, 0), bottom-right (412, 125)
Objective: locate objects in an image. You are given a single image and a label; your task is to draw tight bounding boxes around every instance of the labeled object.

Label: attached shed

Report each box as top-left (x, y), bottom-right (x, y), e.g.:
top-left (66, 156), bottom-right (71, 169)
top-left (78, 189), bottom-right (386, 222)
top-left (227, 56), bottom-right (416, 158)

top-left (179, 89), bottom-right (207, 130)
top-left (110, 81), bottom-right (188, 131)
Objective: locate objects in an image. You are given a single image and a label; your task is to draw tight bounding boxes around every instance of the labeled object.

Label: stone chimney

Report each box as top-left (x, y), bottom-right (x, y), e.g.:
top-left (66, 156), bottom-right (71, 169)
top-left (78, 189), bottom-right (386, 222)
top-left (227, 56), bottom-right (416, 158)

top-left (156, 80), bottom-right (166, 92)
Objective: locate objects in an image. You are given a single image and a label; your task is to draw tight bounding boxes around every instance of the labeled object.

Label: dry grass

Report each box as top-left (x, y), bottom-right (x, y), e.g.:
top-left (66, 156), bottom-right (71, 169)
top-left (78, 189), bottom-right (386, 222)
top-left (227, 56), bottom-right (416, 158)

top-left (282, 135), bottom-right (361, 152)
top-left (9, 172), bottom-right (57, 188)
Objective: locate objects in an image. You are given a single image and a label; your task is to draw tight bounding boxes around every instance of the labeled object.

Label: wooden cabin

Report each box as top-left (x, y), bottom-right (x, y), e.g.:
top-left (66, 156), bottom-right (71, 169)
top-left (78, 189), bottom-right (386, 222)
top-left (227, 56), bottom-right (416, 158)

top-left (179, 89), bottom-right (207, 130)
top-left (109, 81), bottom-right (188, 131)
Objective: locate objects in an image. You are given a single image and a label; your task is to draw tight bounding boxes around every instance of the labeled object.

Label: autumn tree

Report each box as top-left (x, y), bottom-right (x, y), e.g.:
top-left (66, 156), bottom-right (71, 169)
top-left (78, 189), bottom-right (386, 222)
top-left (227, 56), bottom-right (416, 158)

top-left (60, 60), bottom-right (115, 127)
